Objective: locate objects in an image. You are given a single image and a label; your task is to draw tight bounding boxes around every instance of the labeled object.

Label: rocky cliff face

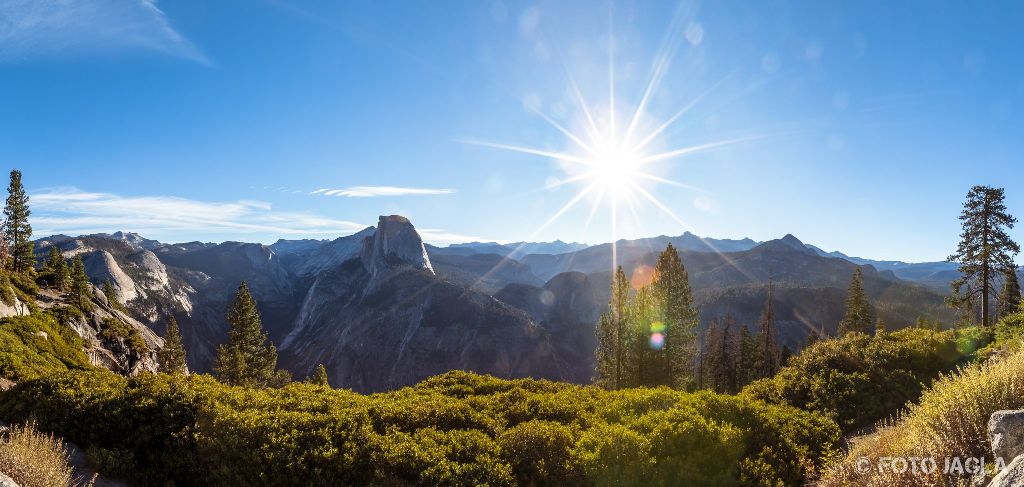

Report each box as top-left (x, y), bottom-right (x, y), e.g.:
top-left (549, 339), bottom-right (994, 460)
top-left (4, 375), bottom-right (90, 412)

top-left (278, 216), bottom-right (582, 392)
top-left (360, 215), bottom-right (433, 276)
top-left (33, 287), bottom-right (163, 376)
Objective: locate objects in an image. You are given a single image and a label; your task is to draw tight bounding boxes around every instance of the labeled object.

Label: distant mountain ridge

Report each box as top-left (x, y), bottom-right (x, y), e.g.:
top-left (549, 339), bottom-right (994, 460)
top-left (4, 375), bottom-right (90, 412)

top-left (804, 245), bottom-right (960, 290)
top-left (34, 219), bottom-right (961, 391)
top-left (442, 240), bottom-right (590, 257)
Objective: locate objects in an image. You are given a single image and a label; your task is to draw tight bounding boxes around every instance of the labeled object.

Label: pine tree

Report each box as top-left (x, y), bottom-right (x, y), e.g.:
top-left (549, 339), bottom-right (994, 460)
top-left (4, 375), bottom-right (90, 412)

top-left (705, 314), bottom-right (738, 393)
top-left (157, 316), bottom-right (188, 374)
top-left (46, 246), bottom-right (70, 291)
top-left (309, 364), bottom-right (330, 387)
top-left (215, 282), bottom-right (286, 387)
top-left (630, 285), bottom-right (658, 387)
top-left (102, 279), bottom-right (124, 310)
top-left (780, 346), bottom-right (794, 366)
top-left (595, 267), bottom-right (631, 389)
top-left (3, 170), bottom-right (33, 273)
top-left (757, 282), bottom-right (781, 377)
top-left (651, 243), bottom-right (698, 389)
top-left (998, 267), bottom-right (1022, 319)
top-left (700, 318), bottom-right (721, 391)
top-left (0, 222), bottom-right (9, 270)
top-left (69, 256), bottom-right (92, 311)
top-left (736, 324), bottom-right (759, 387)
top-left (838, 268), bottom-right (873, 335)
top-left (595, 312), bottom-right (615, 387)
top-left (875, 316), bottom-right (887, 336)
top-left (948, 185), bottom-right (1020, 326)
top-left (719, 314), bottom-right (738, 393)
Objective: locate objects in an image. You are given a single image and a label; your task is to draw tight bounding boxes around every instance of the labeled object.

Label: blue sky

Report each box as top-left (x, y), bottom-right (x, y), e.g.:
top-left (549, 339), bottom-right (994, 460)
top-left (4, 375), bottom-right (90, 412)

top-left (2, 0), bottom-right (1022, 262)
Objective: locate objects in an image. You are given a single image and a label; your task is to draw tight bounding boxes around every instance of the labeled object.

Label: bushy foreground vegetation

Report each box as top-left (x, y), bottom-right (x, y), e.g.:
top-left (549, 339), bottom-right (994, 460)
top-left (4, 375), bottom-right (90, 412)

top-left (0, 421), bottom-right (93, 487)
top-left (743, 327), bottom-right (988, 432)
top-left (0, 312), bottom-right (92, 382)
top-left (0, 369), bottom-right (839, 486)
top-left (819, 341), bottom-right (1024, 485)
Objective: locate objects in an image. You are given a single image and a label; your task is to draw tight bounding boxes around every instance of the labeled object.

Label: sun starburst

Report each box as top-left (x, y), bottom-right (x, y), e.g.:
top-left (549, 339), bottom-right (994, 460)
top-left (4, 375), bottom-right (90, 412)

top-left (460, 5), bottom-right (760, 274)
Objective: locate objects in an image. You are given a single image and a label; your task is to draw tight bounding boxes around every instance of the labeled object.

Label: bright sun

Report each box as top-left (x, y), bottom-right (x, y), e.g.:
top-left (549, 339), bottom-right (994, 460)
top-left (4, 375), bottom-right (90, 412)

top-left (460, 7), bottom-right (758, 268)
top-left (589, 144), bottom-right (643, 193)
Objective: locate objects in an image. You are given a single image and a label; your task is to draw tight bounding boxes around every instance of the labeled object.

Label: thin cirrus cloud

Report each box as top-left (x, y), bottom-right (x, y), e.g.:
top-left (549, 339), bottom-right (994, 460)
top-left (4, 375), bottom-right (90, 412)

top-left (0, 0), bottom-right (211, 64)
top-left (310, 186), bottom-right (456, 197)
top-left (30, 187), bottom-right (488, 245)
top-left (30, 188), bottom-right (368, 240)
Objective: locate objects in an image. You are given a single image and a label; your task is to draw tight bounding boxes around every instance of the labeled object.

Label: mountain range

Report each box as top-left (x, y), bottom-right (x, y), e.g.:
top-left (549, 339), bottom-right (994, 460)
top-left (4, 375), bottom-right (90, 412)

top-left (32, 216), bottom-right (962, 392)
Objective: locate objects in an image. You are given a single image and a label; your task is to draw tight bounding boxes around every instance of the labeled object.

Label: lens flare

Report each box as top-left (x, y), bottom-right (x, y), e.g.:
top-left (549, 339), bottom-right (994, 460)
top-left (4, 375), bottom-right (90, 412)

top-left (649, 332), bottom-right (666, 350)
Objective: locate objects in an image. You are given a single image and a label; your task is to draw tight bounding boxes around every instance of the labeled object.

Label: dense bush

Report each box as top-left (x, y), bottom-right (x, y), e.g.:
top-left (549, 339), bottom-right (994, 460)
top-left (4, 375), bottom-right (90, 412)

top-left (0, 370), bottom-right (840, 486)
top-left (6, 270), bottom-right (39, 301)
top-left (743, 327), bottom-right (985, 432)
top-left (976, 310), bottom-right (1024, 358)
top-left (98, 317), bottom-right (148, 353)
top-left (0, 313), bottom-right (92, 381)
top-left (0, 273), bottom-right (15, 306)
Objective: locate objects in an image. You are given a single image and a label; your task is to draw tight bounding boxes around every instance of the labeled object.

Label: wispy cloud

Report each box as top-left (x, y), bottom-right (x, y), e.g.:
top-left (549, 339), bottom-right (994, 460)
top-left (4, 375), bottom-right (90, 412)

top-left (310, 186), bottom-right (456, 197)
top-left (0, 0), bottom-right (210, 64)
top-left (417, 228), bottom-right (498, 245)
top-left (31, 188), bottom-right (366, 240)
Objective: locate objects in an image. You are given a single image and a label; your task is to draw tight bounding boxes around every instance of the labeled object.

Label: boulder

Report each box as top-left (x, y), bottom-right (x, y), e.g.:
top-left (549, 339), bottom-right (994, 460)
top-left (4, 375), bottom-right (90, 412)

top-left (989, 454), bottom-right (1024, 487)
top-left (0, 471), bottom-right (20, 487)
top-left (990, 410), bottom-right (1024, 461)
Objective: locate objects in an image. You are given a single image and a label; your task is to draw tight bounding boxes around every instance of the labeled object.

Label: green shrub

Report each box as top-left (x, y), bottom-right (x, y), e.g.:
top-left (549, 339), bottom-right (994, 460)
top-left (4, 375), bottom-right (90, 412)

top-left (743, 327), bottom-right (983, 432)
top-left (0, 312), bottom-right (92, 381)
top-left (99, 317), bottom-right (148, 353)
top-left (0, 369), bottom-right (840, 487)
top-left (0, 273), bottom-right (15, 306)
top-left (497, 420), bottom-right (581, 485)
top-left (976, 311), bottom-right (1024, 357)
top-left (7, 271), bottom-right (39, 300)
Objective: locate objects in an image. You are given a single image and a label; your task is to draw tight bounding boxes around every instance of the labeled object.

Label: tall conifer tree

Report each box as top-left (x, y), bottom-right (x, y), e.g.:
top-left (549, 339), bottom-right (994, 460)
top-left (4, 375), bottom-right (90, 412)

top-left (46, 246), bottom-right (70, 291)
top-left (3, 170), bottom-right (33, 273)
top-left (998, 267), bottom-right (1022, 318)
top-left (596, 267), bottom-right (631, 389)
top-left (215, 282), bottom-right (287, 387)
top-left (948, 185), bottom-right (1020, 326)
top-left (70, 255), bottom-right (92, 311)
top-left (838, 268), bottom-right (873, 335)
top-left (651, 243), bottom-right (698, 389)
top-left (158, 316), bottom-right (188, 374)
top-left (310, 364), bottom-right (330, 387)
top-left (757, 282), bottom-right (781, 377)
top-left (631, 285), bottom-right (658, 386)
top-left (736, 324), bottom-right (759, 387)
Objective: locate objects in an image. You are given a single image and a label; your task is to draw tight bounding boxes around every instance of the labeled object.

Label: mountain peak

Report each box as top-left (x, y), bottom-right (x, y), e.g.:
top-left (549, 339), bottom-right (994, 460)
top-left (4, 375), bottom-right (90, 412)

top-left (780, 234), bottom-right (804, 248)
top-left (360, 215), bottom-right (434, 275)
top-left (753, 234), bottom-right (816, 255)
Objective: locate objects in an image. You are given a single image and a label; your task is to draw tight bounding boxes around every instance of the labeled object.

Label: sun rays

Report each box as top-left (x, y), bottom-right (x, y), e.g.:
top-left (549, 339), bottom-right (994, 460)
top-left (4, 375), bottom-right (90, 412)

top-left (460, 3), bottom-right (761, 274)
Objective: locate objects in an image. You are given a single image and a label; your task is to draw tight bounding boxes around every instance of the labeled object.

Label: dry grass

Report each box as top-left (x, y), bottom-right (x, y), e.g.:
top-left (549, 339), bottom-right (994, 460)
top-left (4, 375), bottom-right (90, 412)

top-left (0, 422), bottom-right (94, 487)
top-left (818, 349), bottom-right (1024, 486)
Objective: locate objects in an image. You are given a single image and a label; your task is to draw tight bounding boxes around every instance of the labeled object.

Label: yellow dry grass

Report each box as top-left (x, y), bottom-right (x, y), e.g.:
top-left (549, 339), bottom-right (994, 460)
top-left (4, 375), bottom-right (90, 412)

top-left (818, 349), bottom-right (1024, 486)
top-left (0, 422), bottom-right (94, 487)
